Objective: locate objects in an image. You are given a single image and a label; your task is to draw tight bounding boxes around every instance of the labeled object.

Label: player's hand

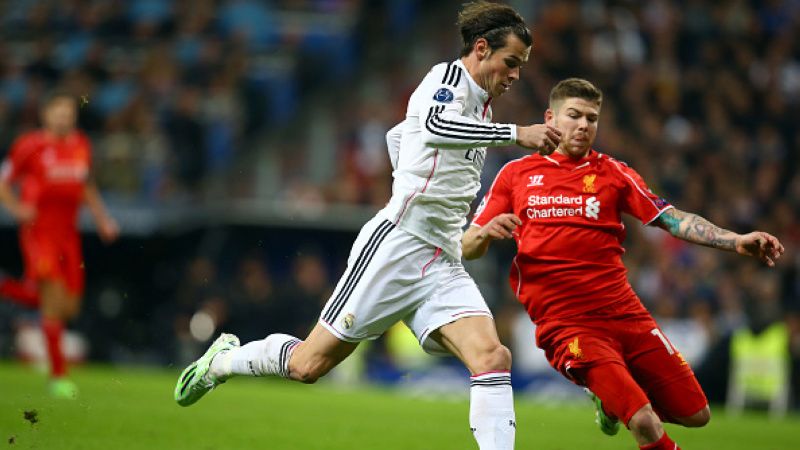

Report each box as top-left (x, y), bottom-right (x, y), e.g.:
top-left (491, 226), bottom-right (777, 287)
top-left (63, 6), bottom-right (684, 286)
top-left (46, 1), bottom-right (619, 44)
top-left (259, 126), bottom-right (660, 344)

top-left (735, 231), bottom-right (784, 267)
top-left (13, 204), bottom-right (35, 224)
top-left (516, 124), bottom-right (561, 155)
top-left (97, 215), bottom-right (120, 244)
top-left (479, 213), bottom-right (522, 241)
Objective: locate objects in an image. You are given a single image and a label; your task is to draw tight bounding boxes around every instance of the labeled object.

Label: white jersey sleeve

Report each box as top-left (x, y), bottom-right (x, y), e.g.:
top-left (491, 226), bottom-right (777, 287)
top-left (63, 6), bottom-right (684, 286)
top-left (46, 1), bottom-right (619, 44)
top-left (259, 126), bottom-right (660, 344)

top-left (417, 62), bottom-right (517, 149)
top-left (386, 121), bottom-right (403, 170)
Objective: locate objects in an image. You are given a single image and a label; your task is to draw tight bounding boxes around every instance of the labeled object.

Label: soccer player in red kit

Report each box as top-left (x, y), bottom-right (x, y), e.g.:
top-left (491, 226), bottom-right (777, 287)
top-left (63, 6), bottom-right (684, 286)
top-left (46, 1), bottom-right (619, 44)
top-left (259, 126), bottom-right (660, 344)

top-left (0, 92), bottom-right (119, 398)
top-left (463, 78), bottom-right (784, 449)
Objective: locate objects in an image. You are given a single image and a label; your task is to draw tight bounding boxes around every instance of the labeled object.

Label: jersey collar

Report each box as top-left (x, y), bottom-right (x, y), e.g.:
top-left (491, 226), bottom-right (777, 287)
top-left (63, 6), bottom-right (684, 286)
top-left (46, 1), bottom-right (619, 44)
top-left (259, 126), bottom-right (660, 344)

top-left (455, 59), bottom-right (490, 104)
top-left (544, 149), bottom-right (597, 169)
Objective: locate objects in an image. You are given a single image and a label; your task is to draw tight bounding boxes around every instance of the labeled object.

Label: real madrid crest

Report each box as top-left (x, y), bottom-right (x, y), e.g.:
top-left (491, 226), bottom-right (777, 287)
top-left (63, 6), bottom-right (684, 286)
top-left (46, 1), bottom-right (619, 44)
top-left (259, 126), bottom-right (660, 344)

top-left (341, 313), bottom-right (355, 330)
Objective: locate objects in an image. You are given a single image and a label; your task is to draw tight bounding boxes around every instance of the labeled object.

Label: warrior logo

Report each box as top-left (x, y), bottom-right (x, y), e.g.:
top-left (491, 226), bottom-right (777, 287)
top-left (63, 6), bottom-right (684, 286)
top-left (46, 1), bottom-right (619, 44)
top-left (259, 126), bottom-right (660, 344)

top-left (527, 174), bottom-right (544, 187)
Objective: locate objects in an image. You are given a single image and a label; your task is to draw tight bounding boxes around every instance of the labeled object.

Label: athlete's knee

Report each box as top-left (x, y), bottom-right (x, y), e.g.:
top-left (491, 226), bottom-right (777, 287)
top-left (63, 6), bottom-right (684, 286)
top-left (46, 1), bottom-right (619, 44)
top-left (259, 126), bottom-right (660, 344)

top-left (628, 405), bottom-right (663, 441)
top-left (293, 369), bottom-right (322, 384)
top-left (62, 298), bottom-right (81, 320)
top-left (678, 405), bottom-right (711, 428)
top-left (472, 342), bottom-right (512, 373)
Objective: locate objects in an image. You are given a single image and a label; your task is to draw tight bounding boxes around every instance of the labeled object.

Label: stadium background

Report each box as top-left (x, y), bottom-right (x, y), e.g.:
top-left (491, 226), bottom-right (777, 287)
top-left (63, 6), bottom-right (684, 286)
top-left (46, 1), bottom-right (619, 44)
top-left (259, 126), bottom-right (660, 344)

top-left (0, 0), bottom-right (798, 427)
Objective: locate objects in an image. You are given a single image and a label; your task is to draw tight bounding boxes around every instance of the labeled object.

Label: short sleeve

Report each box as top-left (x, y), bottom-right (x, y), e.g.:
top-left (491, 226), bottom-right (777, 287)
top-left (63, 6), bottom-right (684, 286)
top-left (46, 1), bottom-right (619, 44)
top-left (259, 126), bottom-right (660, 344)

top-left (610, 159), bottom-right (672, 224)
top-left (472, 162), bottom-right (515, 227)
top-left (1, 135), bottom-right (36, 183)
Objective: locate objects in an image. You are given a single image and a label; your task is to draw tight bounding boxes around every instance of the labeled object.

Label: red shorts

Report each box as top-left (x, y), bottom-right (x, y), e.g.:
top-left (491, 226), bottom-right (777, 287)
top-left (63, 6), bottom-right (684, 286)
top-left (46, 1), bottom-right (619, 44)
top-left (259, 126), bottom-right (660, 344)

top-left (20, 227), bottom-right (84, 296)
top-left (536, 316), bottom-right (708, 425)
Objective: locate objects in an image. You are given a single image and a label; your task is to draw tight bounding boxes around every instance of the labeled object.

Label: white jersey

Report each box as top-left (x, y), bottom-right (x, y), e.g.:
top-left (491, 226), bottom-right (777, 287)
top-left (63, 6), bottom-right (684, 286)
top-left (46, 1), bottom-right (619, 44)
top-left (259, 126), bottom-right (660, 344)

top-left (379, 59), bottom-right (518, 258)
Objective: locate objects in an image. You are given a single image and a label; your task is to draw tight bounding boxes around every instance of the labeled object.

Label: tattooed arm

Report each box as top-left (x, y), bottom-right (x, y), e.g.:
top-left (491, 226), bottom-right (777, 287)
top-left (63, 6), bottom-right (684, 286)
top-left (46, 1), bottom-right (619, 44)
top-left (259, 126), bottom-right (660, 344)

top-left (655, 208), bottom-right (737, 250)
top-left (654, 208), bottom-right (785, 267)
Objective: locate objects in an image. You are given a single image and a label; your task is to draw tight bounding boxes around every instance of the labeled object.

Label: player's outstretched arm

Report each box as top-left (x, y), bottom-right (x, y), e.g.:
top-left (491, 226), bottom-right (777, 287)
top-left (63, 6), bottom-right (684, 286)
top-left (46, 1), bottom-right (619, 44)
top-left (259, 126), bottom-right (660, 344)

top-left (654, 208), bottom-right (785, 267)
top-left (416, 64), bottom-right (561, 153)
top-left (462, 213), bottom-right (521, 260)
top-left (0, 178), bottom-right (34, 223)
top-left (84, 183), bottom-right (119, 244)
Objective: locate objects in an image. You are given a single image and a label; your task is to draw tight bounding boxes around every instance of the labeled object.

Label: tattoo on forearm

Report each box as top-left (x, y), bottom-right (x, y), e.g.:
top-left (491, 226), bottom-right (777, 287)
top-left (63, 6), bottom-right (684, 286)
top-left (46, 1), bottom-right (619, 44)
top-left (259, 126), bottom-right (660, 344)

top-left (686, 214), bottom-right (736, 250)
top-left (657, 209), bottom-right (736, 251)
top-left (658, 211), bottom-right (682, 235)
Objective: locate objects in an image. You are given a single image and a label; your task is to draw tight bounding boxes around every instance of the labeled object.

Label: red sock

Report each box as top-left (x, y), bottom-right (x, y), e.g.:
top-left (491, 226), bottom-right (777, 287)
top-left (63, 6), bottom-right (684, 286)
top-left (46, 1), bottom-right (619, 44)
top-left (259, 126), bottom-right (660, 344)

top-left (640, 432), bottom-right (680, 450)
top-left (41, 317), bottom-right (67, 378)
top-left (0, 278), bottom-right (40, 308)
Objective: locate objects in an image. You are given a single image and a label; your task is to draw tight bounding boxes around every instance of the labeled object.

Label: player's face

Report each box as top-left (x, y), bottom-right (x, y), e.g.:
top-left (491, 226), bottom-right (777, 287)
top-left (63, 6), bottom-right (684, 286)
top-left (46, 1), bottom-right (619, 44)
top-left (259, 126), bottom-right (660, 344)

top-left (42, 97), bottom-right (77, 136)
top-left (546, 98), bottom-right (600, 158)
top-left (477, 34), bottom-right (530, 98)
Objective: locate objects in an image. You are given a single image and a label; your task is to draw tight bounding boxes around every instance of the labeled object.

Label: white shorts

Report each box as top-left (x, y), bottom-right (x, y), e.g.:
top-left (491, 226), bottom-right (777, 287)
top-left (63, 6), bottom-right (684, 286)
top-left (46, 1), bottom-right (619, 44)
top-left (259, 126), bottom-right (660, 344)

top-left (319, 214), bottom-right (492, 355)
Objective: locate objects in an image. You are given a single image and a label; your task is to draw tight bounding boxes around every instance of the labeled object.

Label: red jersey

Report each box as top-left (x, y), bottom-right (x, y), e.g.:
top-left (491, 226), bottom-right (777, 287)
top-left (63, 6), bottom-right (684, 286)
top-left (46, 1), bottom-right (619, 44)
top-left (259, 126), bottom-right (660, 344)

top-left (472, 150), bottom-right (671, 324)
top-left (0, 130), bottom-right (92, 230)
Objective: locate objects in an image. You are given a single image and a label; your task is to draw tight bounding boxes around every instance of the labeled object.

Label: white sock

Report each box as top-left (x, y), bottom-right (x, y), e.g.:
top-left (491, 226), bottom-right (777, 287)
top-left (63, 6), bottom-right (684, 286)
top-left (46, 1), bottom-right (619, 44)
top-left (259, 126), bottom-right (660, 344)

top-left (210, 334), bottom-right (301, 379)
top-left (469, 371), bottom-right (515, 450)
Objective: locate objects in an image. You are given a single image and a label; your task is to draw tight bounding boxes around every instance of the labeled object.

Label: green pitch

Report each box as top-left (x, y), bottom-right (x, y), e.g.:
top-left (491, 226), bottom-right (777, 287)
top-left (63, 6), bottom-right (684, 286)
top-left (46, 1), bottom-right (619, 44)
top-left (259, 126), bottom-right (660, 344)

top-left (0, 363), bottom-right (797, 449)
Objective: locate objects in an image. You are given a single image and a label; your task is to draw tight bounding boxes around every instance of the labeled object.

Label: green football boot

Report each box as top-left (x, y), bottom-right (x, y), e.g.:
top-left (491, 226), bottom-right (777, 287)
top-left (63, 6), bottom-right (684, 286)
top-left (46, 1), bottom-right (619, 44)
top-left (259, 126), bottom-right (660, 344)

top-left (584, 388), bottom-right (619, 436)
top-left (49, 378), bottom-right (79, 400)
top-left (174, 333), bottom-right (240, 407)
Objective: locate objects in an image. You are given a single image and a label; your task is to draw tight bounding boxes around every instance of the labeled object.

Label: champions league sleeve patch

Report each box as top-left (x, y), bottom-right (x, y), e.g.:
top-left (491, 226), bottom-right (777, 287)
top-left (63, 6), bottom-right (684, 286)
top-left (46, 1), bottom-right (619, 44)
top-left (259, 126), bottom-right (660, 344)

top-left (433, 88), bottom-right (454, 103)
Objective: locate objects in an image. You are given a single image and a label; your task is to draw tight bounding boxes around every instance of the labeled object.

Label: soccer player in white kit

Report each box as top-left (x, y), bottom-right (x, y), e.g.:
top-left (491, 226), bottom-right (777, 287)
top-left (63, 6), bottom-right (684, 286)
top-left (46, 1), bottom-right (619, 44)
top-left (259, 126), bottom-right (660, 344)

top-left (175, 2), bottom-right (561, 448)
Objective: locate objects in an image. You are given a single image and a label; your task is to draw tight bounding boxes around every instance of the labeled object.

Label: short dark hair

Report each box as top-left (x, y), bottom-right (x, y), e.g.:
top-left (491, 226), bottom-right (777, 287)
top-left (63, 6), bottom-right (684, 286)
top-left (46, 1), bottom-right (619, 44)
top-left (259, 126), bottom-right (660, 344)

top-left (40, 89), bottom-right (76, 109)
top-left (549, 78), bottom-right (603, 109)
top-left (457, 1), bottom-right (532, 57)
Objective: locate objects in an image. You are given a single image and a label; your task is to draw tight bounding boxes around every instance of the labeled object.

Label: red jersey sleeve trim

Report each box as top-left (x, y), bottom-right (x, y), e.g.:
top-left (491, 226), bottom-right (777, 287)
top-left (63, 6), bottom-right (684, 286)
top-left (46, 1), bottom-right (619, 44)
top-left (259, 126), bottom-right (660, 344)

top-left (644, 205), bottom-right (674, 226)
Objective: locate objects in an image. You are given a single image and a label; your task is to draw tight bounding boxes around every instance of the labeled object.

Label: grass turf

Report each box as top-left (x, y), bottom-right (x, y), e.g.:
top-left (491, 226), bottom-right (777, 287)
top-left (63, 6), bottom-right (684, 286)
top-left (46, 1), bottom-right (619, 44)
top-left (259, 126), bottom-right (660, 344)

top-left (0, 363), bottom-right (797, 449)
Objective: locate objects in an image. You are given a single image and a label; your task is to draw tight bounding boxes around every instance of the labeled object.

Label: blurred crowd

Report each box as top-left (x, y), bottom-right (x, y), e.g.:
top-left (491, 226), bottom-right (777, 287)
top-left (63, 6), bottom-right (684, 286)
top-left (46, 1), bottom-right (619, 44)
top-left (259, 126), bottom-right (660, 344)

top-left (0, 0), bottom-right (799, 408)
top-left (0, 0), bottom-right (364, 201)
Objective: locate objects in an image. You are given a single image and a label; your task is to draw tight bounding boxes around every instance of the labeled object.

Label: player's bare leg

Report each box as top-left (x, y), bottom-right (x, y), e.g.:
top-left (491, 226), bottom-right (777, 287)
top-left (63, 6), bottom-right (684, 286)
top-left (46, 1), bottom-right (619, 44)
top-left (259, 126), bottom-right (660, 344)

top-left (628, 404), bottom-right (688, 449)
top-left (673, 405), bottom-right (711, 427)
top-left (39, 279), bottom-right (78, 399)
top-left (620, 392), bottom-right (708, 448)
top-left (581, 363), bottom-right (685, 449)
top-left (431, 316), bottom-right (515, 450)
top-left (211, 322), bottom-right (358, 383)
top-left (432, 316), bottom-right (511, 373)
top-left (628, 405), bottom-right (664, 445)
top-left (285, 323), bottom-right (358, 383)
top-left (38, 280), bottom-right (65, 321)
top-left (177, 323), bottom-right (358, 406)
